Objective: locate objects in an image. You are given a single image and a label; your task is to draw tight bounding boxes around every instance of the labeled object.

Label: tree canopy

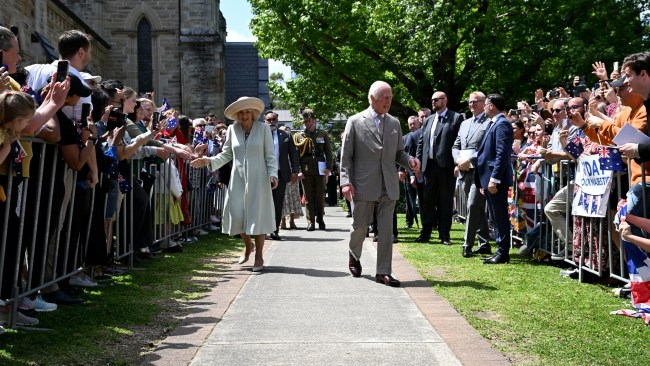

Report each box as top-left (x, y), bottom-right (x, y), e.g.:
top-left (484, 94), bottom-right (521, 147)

top-left (250, 0), bottom-right (650, 122)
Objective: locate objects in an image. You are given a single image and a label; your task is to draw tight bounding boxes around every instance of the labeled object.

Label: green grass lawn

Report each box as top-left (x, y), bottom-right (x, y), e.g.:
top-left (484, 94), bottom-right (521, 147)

top-left (0, 232), bottom-right (242, 366)
top-left (396, 214), bottom-right (650, 366)
top-left (2, 215), bottom-right (649, 366)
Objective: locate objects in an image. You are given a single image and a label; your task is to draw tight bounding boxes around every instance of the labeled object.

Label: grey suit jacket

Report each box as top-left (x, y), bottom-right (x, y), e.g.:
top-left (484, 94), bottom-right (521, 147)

top-left (451, 114), bottom-right (490, 179)
top-left (340, 107), bottom-right (412, 201)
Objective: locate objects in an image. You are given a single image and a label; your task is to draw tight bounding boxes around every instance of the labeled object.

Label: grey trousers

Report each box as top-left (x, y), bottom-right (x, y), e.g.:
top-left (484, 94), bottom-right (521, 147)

top-left (460, 173), bottom-right (490, 249)
top-left (544, 185), bottom-right (573, 245)
top-left (349, 194), bottom-right (395, 275)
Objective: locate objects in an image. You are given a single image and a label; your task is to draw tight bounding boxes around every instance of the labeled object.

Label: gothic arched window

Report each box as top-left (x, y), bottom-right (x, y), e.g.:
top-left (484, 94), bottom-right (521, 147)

top-left (137, 18), bottom-right (153, 94)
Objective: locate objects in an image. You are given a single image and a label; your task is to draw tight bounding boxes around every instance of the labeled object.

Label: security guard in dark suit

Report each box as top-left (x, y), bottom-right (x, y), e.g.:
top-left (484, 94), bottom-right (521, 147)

top-left (294, 109), bottom-right (333, 231)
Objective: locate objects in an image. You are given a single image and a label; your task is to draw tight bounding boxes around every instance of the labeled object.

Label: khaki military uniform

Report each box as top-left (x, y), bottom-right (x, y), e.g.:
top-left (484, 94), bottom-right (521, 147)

top-left (294, 128), bottom-right (333, 226)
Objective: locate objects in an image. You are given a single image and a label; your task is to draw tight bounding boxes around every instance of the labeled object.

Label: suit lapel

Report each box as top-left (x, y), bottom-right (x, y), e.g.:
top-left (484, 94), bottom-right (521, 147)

top-left (466, 115), bottom-right (485, 142)
top-left (363, 109), bottom-right (382, 144)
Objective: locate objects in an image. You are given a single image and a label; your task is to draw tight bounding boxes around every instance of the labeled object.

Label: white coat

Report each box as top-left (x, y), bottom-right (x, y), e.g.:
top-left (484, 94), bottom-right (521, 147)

top-left (209, 122), bottom-right (278, 235)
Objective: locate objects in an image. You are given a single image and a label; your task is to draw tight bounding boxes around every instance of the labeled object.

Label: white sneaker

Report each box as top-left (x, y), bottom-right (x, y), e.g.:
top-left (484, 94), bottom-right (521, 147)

top-left (210, 215), bottom-right (221, 224)
top-left (0, 311), bottom-right (39, 326)
top-left (210, 224), bottom-right (220, 231)
top-left (196, 229), bottom-right (209, 236)
top-left (69, 273), bottom-right (98, 288)
top-left (0, 325), bottom-right (4, 334)
top-left (33, 295), bottom-right (57, 312)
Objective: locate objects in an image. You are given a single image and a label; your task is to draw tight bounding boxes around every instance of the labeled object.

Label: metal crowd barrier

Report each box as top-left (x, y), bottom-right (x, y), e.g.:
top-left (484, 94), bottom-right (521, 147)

top-left (0, 137), bottom-right (224, 328)
top-left (453, 156), bottom-right (637, 284)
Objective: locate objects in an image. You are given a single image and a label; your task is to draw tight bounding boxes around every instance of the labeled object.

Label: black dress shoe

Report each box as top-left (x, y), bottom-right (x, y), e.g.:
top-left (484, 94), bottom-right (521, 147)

top-left (318, 220), bottom-right (326, 230)
top-left (269, 232), bottom-right (282, 240)
top-left (349, 253), bottom-right (361, 277)
top-left (393, 236), bottom-right (399, 243)
top-left (346, 213), bottom-right (352, 218)
top-left (375, 274), bottom-right (400, 287)
top-left (462, 247), bottom-right (473, 258)
top-left (473, 245), bottom-right (492, 255)
top-left (441, 240), bottom-right (451, 245)
top-left (414, 235), bottom-right (430, 243)
top-left (403, 224), bottom-right (413, 229)
top-left (41, 289), bottom-right (83, 305)
top-left (307, 223), bottom-right (316, 231)
top-left (483, 253), bottom-right (510, 264)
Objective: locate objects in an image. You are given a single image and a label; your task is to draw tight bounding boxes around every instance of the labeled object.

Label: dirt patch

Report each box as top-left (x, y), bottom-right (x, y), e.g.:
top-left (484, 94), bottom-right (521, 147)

top-left (474, 310), bottom-right (504, 322)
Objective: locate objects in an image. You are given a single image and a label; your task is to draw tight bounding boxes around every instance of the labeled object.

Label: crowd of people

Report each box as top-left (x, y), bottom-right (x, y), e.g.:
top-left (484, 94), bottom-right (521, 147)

top-left (3, 21), bottom-right (650, 330)
top-left (0, 27), bottom-right (250, 329)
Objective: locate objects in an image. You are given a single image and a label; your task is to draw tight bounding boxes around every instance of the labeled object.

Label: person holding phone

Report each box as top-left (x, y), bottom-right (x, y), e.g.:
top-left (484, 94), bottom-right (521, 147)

top-left (191, 97), bottom-right (278, 272)
top-left (26, 30), bottom-right (94, 122)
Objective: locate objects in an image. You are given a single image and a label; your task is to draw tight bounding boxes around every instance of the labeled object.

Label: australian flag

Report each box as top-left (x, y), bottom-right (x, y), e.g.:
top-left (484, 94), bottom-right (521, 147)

top-left (160, 97), bottom-right (171, 114)
top-left (610, 202), bottom-right (650, 325)
top-left (166, 115), bottom-right (178, 130)
top-left (117, 173), bottom-right (132, 193)
top-left (564, 136), bottom-right (584, 160)
top-left (11, 141), bottom-right (27, 178)
top-left (599, 146), bottom-right (624, 171)
top-left (193, 127), bottom-right (208, 145)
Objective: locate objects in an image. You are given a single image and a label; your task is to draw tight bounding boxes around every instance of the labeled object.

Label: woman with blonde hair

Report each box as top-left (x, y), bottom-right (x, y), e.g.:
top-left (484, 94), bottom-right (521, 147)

top-left (191, 97), bottom-right (277, 271)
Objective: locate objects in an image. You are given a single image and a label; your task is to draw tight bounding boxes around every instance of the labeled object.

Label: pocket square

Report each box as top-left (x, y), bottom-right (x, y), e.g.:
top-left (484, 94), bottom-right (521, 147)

top-left (391, 129), bottom-right (398, 134)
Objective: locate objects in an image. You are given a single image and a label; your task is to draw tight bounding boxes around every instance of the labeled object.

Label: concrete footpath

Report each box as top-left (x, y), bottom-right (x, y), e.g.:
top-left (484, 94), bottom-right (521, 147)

top-left (143, 207), bottom-right (509, 366)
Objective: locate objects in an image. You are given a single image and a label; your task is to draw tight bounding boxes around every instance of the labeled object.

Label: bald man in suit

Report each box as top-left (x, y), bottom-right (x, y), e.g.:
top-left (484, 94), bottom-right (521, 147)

top-left (415, 91), bottom-right (464, 245)
top-left (340, 81), bottom-right (420, 287)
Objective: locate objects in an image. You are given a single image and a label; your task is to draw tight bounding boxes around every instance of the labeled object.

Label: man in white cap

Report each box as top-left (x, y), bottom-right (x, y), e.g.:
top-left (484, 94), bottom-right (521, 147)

top-left (80, 71), bottom-right (101, 88)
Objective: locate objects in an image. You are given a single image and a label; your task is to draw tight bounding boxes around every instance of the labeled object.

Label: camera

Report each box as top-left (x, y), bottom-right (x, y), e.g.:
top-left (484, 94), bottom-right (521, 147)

top-left (509, 109), bottom-right (520, 116)
top-left (573, 76), bottom-right (587, 96)
top-left (107, 108), bottom-right (127, 130)
top-left (80, 103), bottom-right (91, 128)
top-left (151, 111), bottom-right (160, 131)
top-left (549, 89), bottom-right (560, 99)
top-left (55, 60), bottom-right (69, 83)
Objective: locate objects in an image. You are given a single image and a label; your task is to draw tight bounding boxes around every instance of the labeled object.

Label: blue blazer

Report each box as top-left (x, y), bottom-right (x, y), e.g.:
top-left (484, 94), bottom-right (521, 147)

top-left (475, 114), bottom-right (513, 189)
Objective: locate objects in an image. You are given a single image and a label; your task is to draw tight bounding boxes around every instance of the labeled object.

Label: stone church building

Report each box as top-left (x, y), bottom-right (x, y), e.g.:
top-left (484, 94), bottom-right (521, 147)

top-left (0, 0), bottom-right (227, 118)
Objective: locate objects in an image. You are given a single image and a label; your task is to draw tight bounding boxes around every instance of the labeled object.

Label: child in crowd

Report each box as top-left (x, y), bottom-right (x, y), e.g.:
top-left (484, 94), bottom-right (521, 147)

top-left (0, 91), bottom-right (36, 169)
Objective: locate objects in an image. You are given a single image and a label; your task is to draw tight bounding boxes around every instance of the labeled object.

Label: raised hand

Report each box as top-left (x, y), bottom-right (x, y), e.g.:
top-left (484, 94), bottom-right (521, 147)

top-left (591, 61), bottom-right (608, 80)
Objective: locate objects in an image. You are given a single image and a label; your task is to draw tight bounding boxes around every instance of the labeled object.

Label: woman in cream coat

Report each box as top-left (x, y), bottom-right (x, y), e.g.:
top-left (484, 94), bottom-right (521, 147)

top-left (191, 97), bottom-right (278, 271)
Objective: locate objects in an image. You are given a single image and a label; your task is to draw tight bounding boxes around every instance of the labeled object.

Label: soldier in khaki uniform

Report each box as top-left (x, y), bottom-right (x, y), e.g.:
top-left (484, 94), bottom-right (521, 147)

top-left (294, 109), bottom-right (333, 231)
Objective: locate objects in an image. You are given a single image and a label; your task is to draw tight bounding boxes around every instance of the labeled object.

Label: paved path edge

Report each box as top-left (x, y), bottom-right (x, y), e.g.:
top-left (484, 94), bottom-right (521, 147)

top-left (387, 242), bottom-right (511, 366)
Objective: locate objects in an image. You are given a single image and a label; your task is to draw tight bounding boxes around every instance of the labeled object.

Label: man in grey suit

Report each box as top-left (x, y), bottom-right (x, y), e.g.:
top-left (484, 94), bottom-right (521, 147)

top-left (415, 91), bottom-right (464, 244)
top-left (451, 92), bottom-right (492, 258)
top-left (265, 111), bottom-right (300, 240)
top-left (340, 81), bottom-right (420, 287)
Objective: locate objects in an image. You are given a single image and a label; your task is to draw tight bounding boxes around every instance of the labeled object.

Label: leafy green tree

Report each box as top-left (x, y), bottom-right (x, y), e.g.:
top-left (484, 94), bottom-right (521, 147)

top-left (250, 0), bottom-right (649, 121)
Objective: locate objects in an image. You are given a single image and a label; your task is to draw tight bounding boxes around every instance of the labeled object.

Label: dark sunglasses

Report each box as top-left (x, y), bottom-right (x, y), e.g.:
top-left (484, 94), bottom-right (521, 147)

top-left (432, 97), bottom-right (446, 102)
top-left (551, 108), bottom-right (564, 113)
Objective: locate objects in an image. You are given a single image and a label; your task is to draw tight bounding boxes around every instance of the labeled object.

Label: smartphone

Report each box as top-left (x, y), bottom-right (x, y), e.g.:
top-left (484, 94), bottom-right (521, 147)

top-left (509, 109), bottom-right (519, 116)
top-left (107, 108), bottom-right (127, 130)
top-left (55, 60), bottom-right (69, 83)
top-left (205, 125), bottom-right (215, 133)
top-left (614, 61), bottom-right (619, 72)
top-left (80, 103), bottom-right (91, 128)
top-left (151, 111), bottom-right (160, 131)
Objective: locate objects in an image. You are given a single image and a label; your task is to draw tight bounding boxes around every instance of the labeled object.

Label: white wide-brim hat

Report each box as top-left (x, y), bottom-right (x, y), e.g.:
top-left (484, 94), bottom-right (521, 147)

top-left (224, 96), bottom-right (264, 121)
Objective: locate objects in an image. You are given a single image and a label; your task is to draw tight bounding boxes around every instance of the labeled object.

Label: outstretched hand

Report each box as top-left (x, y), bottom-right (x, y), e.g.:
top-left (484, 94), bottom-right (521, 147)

top-left (342, 184), bottom-right (355, 201)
